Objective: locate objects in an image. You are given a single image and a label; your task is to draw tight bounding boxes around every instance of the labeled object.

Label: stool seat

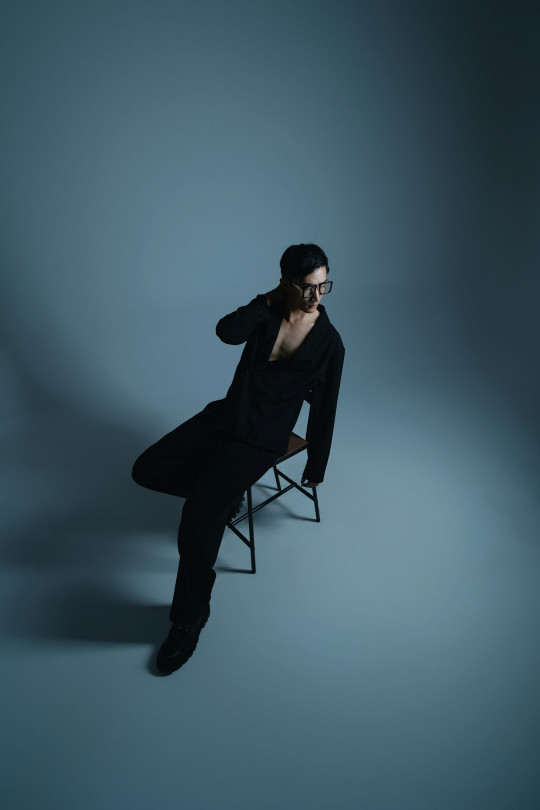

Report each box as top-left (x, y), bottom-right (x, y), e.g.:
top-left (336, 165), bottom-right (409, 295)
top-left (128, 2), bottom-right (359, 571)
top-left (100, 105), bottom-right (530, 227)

top-left (226, 431), bottom-right (320, 573)
top-left (277, 432), bottom-right (308, 461)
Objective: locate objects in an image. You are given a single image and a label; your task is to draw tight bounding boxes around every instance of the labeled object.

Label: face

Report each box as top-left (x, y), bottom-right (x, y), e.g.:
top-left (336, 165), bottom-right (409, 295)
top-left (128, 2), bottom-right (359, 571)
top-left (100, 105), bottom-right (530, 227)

top-left (284, 265), bottom-right (328, 313)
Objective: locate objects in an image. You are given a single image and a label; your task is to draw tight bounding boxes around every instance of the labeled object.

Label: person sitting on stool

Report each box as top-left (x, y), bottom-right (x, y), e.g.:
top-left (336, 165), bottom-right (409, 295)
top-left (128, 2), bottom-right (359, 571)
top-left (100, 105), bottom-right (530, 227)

top-left (132, 242), bottom-right (345, 675)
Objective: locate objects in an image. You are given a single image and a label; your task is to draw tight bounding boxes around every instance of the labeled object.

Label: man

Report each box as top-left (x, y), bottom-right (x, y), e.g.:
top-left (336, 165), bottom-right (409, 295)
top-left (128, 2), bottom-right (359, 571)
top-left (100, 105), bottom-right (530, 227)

top-left (132, 243), bottom-right (345, 674)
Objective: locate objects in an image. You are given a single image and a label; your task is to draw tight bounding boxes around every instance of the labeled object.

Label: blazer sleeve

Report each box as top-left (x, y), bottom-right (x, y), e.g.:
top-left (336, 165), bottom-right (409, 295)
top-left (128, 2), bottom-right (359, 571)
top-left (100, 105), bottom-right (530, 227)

top-left (303, 338), bottom-right (345, 484)
top-left (216, 295), bottom-right (271, 345)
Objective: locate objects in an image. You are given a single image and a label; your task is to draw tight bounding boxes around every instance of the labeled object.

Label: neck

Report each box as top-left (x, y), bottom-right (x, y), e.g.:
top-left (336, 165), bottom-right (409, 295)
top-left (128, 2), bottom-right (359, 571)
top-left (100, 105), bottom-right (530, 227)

top-left (283, 302), bottom-right (318, 324)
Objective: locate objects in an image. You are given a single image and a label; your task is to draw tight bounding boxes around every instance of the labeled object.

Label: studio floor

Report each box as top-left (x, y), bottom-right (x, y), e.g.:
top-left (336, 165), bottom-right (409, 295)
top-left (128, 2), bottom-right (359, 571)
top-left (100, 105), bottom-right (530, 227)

top-left (2, 384), bottom-right (539, 810)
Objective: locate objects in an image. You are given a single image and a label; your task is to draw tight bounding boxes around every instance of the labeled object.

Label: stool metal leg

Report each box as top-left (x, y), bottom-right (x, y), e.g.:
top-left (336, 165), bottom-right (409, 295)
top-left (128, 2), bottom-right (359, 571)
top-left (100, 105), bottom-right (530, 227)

top-left (227, 451), bottom-right (321, 572)
top-left (313, 485), bottom-right (320, 523)
top-left (247, 487), bottom-right (256, 574)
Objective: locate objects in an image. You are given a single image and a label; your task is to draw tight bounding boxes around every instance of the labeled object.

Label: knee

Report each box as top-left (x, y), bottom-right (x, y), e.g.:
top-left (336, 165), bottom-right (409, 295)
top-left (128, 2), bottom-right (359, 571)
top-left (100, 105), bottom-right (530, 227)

top-left (131, 453), bottom-right (150, 487)
top-left (132, 449), bottom-right (188, 498)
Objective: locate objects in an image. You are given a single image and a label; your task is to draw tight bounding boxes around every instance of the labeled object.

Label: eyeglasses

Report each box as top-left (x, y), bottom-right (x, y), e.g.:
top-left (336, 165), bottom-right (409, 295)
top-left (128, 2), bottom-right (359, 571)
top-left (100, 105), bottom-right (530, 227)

top-left (291, 280), bottom-right (333, 299)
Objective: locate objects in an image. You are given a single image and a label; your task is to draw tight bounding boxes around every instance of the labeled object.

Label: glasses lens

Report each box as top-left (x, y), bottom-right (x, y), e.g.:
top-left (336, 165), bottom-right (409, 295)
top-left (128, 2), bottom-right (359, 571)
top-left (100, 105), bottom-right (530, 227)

top-left (301, 281), bottom-right (333, 298)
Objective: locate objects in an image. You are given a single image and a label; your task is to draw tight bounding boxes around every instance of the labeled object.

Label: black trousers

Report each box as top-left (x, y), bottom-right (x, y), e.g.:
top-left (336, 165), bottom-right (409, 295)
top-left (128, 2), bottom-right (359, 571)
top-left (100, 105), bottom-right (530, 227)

top-left (132, 409), bottom-right (279, 623)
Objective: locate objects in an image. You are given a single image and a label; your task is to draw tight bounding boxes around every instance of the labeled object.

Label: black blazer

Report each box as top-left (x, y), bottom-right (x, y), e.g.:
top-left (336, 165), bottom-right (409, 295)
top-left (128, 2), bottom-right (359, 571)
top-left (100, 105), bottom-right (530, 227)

top-left (203, 294), bottom-right (345, 484)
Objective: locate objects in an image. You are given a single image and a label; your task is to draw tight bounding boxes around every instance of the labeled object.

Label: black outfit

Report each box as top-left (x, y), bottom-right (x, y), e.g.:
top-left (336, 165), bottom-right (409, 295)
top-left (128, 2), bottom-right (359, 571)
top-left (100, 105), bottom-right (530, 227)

top-left (132, 294), bottom-right (344, 623)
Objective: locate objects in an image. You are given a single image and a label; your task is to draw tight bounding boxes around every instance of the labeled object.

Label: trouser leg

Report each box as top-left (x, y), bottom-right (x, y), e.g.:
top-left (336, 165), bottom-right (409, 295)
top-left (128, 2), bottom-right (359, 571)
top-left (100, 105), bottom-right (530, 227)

top-left (131, 410), bottom-right (220, 498)
top-left (132, 411), bottom-right (278, 624)
top-left (170, 439), bottom-right (278, 622)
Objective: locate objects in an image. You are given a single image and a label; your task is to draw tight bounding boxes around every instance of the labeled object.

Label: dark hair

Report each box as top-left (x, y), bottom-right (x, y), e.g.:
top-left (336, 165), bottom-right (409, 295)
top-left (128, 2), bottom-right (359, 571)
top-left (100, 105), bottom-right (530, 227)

top-left (279, 243), bottom-right (330, 281)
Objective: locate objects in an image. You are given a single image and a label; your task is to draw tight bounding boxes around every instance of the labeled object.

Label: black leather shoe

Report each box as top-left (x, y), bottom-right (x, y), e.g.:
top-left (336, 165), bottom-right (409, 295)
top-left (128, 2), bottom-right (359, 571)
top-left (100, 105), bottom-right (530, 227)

top-left (156, 606), bottom-right (210, 674)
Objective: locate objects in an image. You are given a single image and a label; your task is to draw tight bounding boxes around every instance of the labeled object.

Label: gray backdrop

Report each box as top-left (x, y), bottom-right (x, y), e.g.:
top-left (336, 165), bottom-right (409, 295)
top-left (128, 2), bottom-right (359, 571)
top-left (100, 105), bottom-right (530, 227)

top-left (1, 1), bottom-right (539, 809)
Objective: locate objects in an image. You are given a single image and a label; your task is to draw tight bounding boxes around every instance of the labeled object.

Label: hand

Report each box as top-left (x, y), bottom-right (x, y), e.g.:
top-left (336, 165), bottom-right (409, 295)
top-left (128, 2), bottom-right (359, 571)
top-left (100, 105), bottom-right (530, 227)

top-left (265, 283), bottom-right (285, 307)
top-left (301, 477), bottom-right (319, 488)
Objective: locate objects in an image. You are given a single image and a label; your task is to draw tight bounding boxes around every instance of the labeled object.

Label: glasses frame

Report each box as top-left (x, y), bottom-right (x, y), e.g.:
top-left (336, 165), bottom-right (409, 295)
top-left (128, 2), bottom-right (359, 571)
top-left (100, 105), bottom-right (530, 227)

top-left (290, 280), bottom-right (333, 299)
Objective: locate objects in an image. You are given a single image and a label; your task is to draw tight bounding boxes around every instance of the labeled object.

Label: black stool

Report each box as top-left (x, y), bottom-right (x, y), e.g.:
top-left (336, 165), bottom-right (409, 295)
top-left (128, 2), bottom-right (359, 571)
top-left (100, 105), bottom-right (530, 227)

top-left (226, 432), bottom-right (320, 573)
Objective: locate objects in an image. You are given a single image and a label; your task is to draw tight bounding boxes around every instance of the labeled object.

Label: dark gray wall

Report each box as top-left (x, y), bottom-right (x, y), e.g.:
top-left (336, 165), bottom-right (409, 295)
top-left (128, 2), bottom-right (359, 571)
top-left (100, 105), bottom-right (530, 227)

top-left (2, 0), bottom-right (537, 428)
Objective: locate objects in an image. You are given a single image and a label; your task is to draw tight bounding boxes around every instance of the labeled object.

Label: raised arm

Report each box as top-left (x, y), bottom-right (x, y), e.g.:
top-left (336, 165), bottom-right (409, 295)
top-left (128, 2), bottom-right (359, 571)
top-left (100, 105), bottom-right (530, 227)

top-left (215, 285), bottom-right (284, 345)
top-left (216, 295), bottom-right (270, 345)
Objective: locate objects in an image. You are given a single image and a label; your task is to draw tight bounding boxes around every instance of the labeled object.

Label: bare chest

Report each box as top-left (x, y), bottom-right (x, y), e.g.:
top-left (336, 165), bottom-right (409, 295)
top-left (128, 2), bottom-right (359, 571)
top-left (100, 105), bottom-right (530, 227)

top-left (268, 316), bottom-right (319, 362)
